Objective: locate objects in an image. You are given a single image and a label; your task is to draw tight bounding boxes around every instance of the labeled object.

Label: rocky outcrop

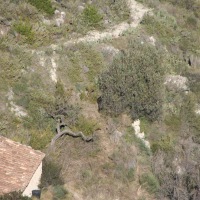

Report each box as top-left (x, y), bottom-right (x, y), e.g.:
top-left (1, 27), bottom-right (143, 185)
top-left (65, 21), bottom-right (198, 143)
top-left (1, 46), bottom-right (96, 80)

top-left (164, 75), bottom-right (189, 92)
top-left (132, 120), bottom-right (150, 149)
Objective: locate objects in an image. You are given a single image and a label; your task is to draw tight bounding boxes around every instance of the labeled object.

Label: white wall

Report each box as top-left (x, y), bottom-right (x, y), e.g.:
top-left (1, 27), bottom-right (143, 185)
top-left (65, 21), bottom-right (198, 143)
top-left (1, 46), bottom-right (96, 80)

top-left (22, 162), bottom-right (42, 197)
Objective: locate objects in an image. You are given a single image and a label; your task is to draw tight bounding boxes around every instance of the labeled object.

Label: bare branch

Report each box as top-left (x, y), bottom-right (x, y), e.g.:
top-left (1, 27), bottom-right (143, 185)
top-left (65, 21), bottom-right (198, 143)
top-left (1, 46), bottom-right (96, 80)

top-left (51, 116), bottom-right (93, 146)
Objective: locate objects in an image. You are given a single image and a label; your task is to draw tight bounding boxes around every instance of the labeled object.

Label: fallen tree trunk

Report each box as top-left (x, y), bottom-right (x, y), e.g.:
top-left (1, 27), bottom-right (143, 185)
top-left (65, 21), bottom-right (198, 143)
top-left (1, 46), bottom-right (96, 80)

top-left (51, 117), bottom-right (93, 146)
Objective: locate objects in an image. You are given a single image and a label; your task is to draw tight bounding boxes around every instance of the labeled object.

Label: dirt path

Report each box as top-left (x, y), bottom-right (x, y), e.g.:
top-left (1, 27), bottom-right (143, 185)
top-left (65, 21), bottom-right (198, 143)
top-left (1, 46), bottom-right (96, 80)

top-left (60, 0), bottom-right (149, 46)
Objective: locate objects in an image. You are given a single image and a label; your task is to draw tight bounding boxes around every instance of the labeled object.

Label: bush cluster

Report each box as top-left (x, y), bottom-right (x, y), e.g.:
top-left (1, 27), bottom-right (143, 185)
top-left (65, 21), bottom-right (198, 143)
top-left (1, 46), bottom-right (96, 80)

top-left (161, 0), bottom-right (200, 16)
top-left (0, 192), bottom-right (31, 200)
top-left (98, 39), bottom-right (165, 121)
top-left (40, 159), bottom-right (64, 188)
top-left (73, 115), bottom-right (99, 136)
top-left (28, 0), bottom-right (55, 15)
top-left (53, 185), bottom-right (68, 200)
top-left (140, 173), bottom-right (160, 194)
top-left (82, 5), bottom-right (103, 27)
top-left (13, 21), bottom-right (35, 44)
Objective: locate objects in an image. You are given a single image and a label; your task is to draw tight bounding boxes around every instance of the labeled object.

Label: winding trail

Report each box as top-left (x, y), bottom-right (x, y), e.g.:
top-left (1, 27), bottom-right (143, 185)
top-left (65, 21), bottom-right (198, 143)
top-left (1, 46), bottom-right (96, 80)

top-left (60, 0), bottom-right (149, 46)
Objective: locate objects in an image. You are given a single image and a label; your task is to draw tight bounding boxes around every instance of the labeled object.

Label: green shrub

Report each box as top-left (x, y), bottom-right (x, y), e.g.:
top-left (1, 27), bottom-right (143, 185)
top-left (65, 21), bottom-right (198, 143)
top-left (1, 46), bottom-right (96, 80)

top-left (126, 168), bottom-right (135, 182)
top-left (98, 39), bottom-right (165, 121)
top-left (13, 21), bottom-right (35, 44)
top-left (160, 0), bottom-right (200, 16)
top-left (0, 192), bottom-right (31, 200)
top-left (28, 0), bottom-right (55, 15)
top-left (30, 128), bottom-right (54, 150)
top-left (108, 0), bottom-right (130, 21)
top-left (40, 159), bottom-right (64, 188)
top-left (53, 185), bottom-right (68, 200)
top-left (73, 115), bottom-right (99, 136)
top-left (82, 5), bottom-right (103, 27)
top-left (141, 11), bottom-right (177, 45)
top-left (165, 114), bottom-right (181, 131)
top-left (181, 93), bottom-right (200, 143)
top-left (140, 173), bottom-right (159, 194)
top-left (151, 135), bottom-right (174, 153)
top-left (0, 50), bottom-right (26, 84)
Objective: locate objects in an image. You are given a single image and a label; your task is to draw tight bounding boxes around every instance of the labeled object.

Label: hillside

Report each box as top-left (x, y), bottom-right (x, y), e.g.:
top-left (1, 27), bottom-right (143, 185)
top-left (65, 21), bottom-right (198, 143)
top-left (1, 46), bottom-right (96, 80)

top-left (0, 0), bottom-right (200, 199)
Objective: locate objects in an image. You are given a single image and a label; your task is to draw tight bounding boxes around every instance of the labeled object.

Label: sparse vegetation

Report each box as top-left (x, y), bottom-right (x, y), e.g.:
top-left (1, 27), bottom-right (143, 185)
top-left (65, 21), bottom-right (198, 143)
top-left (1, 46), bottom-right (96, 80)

top-left (140, 173), bottom-right (160, 194)
top-left (0, 0), bottom-right (200, 199)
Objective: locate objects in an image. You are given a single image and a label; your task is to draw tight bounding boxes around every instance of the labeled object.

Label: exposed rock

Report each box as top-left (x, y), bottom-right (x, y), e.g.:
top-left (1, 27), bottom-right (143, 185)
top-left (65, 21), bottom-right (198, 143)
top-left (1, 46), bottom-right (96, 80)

top-left (110, 130), bottom-right (123, 144)
top-left (0, 25), bottom-right (9, 36)
top-left (184, 52), bottom-right (200, 68)
top-left (62, 0), bottom-right (150, 46)
top-left (99, 44), bottom-right (119, 62)
top-left (78, 5), bottom-right (85, 12)
top-left (190, 54), bottom-right (200, 68)
top-left (149, 36), bottom-right (156, 46)
top-left (195, 104), bottom-right (200, 115)
top-left (7, 89), bottom-right (27, 117)
top-left (82, 65), bottom-right (89, 73)
top-left (100, 44), bottom-right (119, 56)
top-left (0, 17), bottom-right (11, 26)
top-left (50, 56), bottom-right (58, 83)
top-left (164, 75), bottom-right (189, 92)
top-left (54, 10), bottom-right (66, 27)
top-left (172, 157), bottom-right (185, 175)
top-left (42, 17), bottom-right (51, 25)
top-left (132, 120), bottom-right (150, 149)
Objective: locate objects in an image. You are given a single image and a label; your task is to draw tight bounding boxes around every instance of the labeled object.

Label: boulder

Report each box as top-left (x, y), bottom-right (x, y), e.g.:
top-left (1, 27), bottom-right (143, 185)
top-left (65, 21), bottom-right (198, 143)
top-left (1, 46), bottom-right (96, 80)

top-left (164, 75), bottom-right (189, 92)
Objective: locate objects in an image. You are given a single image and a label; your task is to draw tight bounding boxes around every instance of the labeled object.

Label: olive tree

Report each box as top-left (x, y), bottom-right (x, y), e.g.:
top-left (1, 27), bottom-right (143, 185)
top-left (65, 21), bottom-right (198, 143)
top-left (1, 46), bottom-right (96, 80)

top-left (98, 40), bottom-right (165, 121)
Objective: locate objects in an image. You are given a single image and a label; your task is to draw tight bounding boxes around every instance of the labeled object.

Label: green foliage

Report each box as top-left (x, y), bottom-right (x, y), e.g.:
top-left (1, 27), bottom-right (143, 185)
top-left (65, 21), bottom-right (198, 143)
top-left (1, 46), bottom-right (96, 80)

top-left (108, 0), bottom-right (130, 21)
top-left (40, 159), bottom-right (64, 188)
top-left (28, 0), bottom-right (55, 15)
top-left (13, 21), bottom-right (35, 44)
top-left (73, 115), bottom-right (99, 136)
top-left (160, 0), bottom-right (200, 16)
top-left (114, 164), bottom-right (135, 183)
top-left (53, 185), bottom-right (68, 200)
top-left (164, 114), bottom-right (181, 132)
top-left (141, 1), bottom-right (200, 55)
top-left (55, 40), bottom-right (105, 85)
top-left (0, 191), bottom-right (31, 200)
top-left (0, 50), bottom-right (27, 85)
top-left (82, 5), bottom-right (103, 27)
top-left (98, 39), bottom-right (165, 121)
top-left (23, 90), bottom-right (55, 130)
top-left (141, 11), bottom-right (178, 45)
top-left (151, 135), bottom-right (174, 153)
top-left (126, 168), bottom-right (135, 182)
top-left (181, 93), bottom-right (200, 143)
top-left (140, 173), bottom-right (160, 194)
top-left (80, 84), bottom-right (100, 103)
top-left (30, 128), bottom-right (54, 150)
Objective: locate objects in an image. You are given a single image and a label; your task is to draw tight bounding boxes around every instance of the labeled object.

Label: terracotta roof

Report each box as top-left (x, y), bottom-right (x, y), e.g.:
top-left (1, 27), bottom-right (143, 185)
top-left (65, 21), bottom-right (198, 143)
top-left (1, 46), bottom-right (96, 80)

top-left (0, 136), bottom-right (45, 195)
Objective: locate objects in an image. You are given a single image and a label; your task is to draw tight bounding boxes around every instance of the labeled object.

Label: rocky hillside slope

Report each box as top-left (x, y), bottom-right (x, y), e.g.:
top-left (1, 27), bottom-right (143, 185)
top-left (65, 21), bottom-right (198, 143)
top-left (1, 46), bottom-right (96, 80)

top-left (0, 0), bottom-right (200, 199)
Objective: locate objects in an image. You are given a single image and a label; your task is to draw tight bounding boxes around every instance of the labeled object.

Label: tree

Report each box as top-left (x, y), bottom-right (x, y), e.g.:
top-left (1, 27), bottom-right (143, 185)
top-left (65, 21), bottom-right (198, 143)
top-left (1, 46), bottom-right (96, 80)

top-left (47, 81), bottom-right (93, 145)
top-left (98, 39), bottom-right (165, 121)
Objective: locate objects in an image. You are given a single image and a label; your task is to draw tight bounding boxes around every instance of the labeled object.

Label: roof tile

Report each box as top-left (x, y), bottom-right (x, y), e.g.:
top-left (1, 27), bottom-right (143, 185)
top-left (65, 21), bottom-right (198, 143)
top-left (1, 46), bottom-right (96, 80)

top-left (0, 136), bottom-right (45, 195)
